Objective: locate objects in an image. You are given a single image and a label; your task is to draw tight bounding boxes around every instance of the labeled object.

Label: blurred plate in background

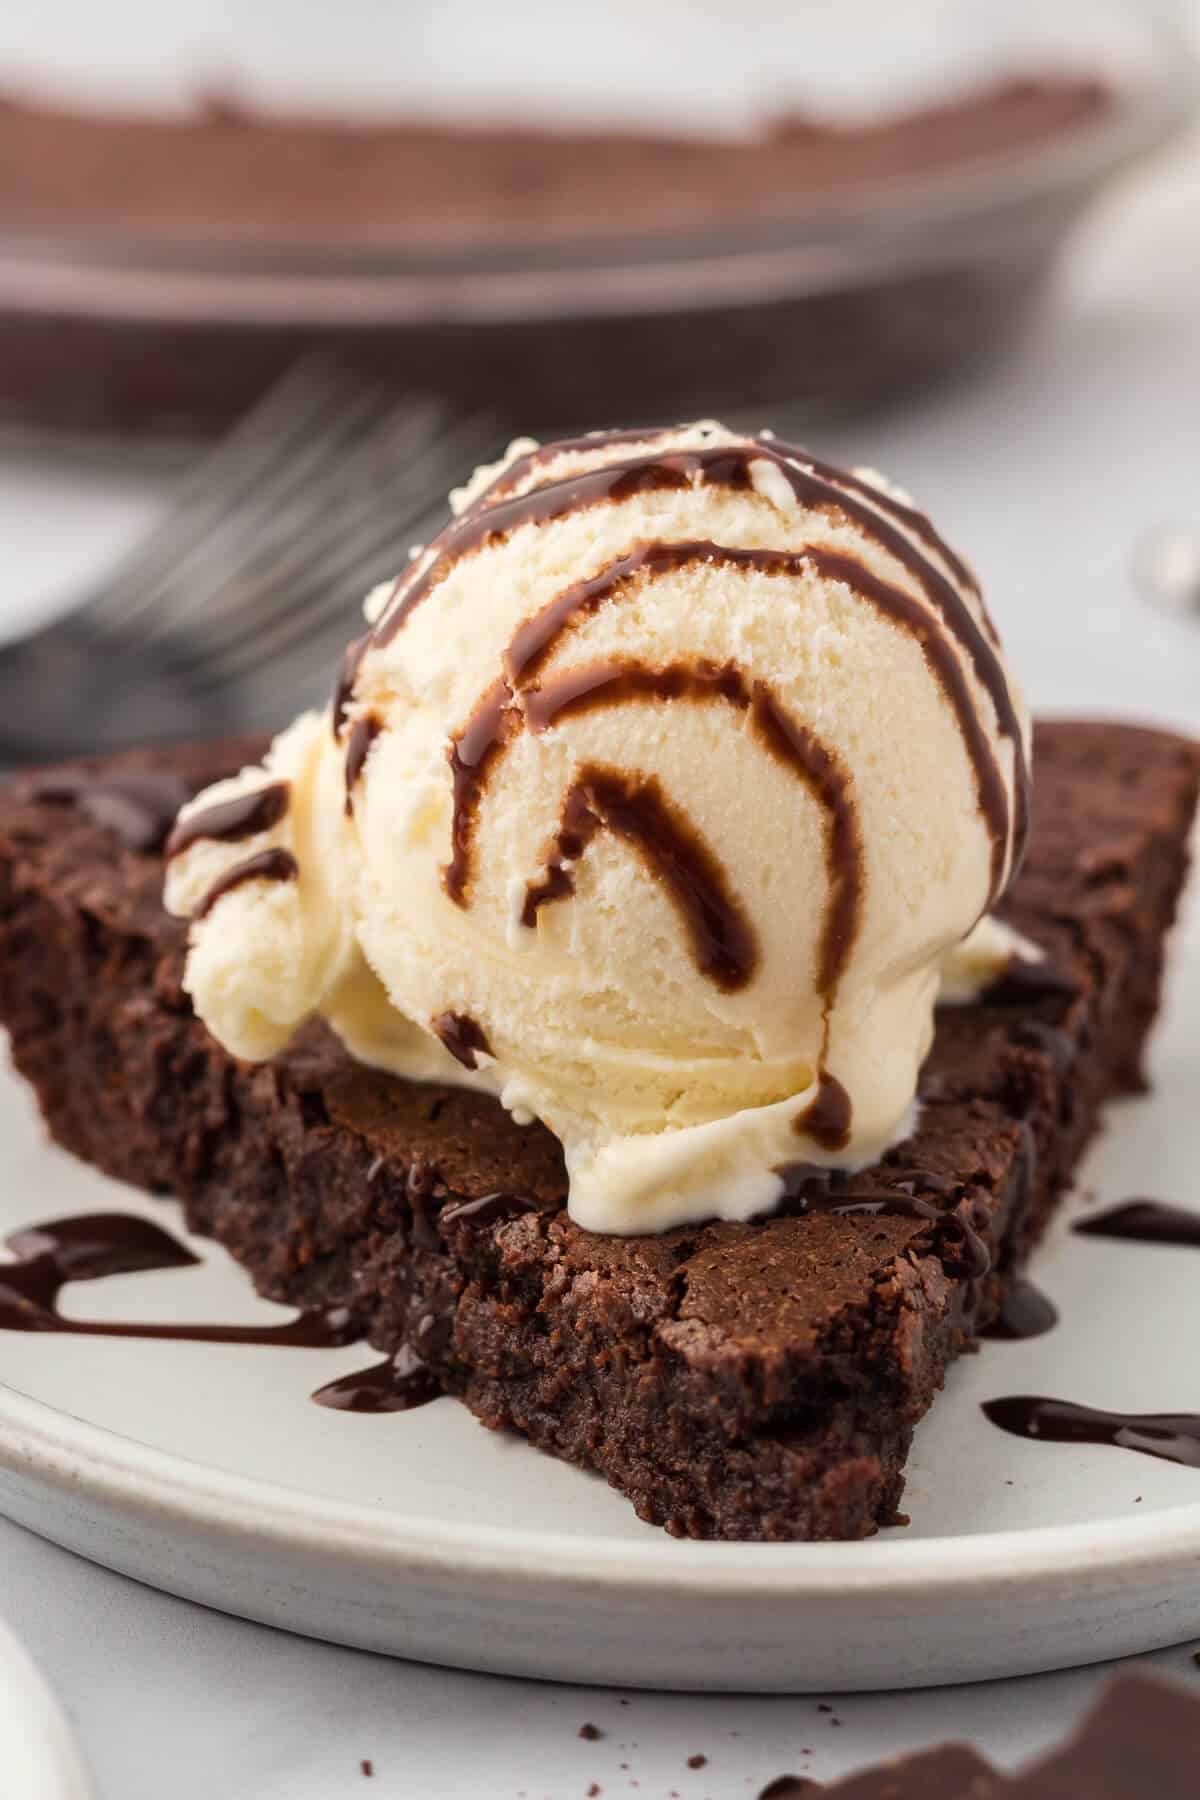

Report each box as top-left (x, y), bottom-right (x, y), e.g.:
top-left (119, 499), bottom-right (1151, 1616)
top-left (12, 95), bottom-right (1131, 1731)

top-left (0, 0), bottom-right (1194, 433)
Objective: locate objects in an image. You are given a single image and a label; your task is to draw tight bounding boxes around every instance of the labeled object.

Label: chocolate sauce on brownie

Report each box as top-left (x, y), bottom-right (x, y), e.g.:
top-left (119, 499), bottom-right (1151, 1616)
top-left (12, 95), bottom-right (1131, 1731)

top-left (165, 781), bottom-right (290, 857)
top-left (431, 1010), bottom-right (493, 1070)
top-left (311, 1347), bottom-right (440, 1413)
top-left (983, 955), bottom-right (1079, 1005)
top-left (980, 1278), bottom-right (1058, 1341)
top-left (778, 1167), bottom-right (990, 1278)
top-left (438, 1193), bottom-right (538, 1230)
top-left (194, 846), bottom-right (299, 918)
top-left (25, 769), bottom-right (194, 854)
top-left (0, 1212), bottom-right (358, 1347)
top-left (983, 1396), bottom-right (1200, 1468)
top-left (521, 763), bottom-right (757, 992)
top-left (1074, 1200), bottom-right (1200, 1248)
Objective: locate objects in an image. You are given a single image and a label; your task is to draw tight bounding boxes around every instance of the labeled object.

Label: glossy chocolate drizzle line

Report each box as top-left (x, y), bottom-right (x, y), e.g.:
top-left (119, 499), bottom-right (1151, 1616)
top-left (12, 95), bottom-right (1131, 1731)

top-left (344, 715), bottom-right (381, 812)
top-left (445, 679), bottom-right (518, 904)
top-left (311, 1348), bottom-right (440, 1414)
top-left (775, 440), bottom-right (981, 600)
top-left (332, 631), bottom-right (371, 737)
top-left (983, 1395), bottom-right (1200, 1469)
top-left (1074, 1200), bottom-right (1200, 1248)
top-left (474, 427), bottom-right (677, 508)
top-left (25, 768), bottom-right (194, 854)
top-left (804, 547), bottom-right (1009, 899)
top-left (798, 1070), bottom-right (853, 1154)
top-left (166, 780), bottom-right (290, 858)
top-left (0, 1212), bottom-right (359, 1348)
top-left (431, 1010), bottom-right (493, 1070)
top-left (193, 846), bottom-right (299, 919)
top-left (781, 1166), bottom-right (991, 1279)
top-left (439, 1193), bottom-right (538, 1230)
top-left (520, 657), bottom-right (861, 999)
top-left (480, 429), bottom-right (983, 610)
top-left (980, 1278), bottom-right (1059, 1341)
top-left (521, 764), bottom-right (757, 992)
top-left (371, 441), bottom-right (1026, 880)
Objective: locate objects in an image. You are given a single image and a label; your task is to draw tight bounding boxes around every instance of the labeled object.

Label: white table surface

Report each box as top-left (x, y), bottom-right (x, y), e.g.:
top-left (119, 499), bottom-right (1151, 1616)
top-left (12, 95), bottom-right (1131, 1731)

top-left (1, 113), bottom-right (1200, 1800)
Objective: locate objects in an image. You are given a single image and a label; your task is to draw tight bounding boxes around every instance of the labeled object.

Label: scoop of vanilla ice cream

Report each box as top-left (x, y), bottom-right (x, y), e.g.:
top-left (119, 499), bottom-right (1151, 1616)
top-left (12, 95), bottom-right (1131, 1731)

top-left (165, 421), bottom-right (1032, 1233)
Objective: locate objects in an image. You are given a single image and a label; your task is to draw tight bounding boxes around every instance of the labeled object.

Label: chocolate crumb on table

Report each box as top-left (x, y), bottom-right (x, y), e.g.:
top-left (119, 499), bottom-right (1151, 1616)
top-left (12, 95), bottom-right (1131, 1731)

top-left (0, 722), bottom-right (1196, 1541)
top-left (579, 1724), bottom-right (603, 1742)
top-left (686, 1752), bottom-right (707, 1768)
top-left (359, 1760), bottom-right (373, 1779)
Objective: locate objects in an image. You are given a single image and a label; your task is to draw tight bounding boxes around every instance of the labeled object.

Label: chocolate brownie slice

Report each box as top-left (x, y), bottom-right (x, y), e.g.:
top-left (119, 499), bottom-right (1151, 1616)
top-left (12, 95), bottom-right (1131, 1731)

top-left (0, 721), bottom-right (1196, 1541)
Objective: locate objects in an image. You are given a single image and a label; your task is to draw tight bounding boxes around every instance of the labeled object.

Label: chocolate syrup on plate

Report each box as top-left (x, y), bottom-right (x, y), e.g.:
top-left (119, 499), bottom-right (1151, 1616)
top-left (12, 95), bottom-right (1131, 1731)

top-left (0, 1212), bottom-right (358, 1349)
top-left (983, 1396), bottom-right (1200, 1469)
top-left (1074, 1199), bottom-right (1200, 1248)
top-left (312, 1347), bottom-right (440, 1414)
top-left (980, 1278), bottom-right (1059, 1341)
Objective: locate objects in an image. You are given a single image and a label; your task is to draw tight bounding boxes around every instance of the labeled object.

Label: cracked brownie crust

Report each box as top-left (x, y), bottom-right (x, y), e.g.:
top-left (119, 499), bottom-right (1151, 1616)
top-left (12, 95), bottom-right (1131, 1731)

top-left (0, 720), bottom-right (1196, 1540)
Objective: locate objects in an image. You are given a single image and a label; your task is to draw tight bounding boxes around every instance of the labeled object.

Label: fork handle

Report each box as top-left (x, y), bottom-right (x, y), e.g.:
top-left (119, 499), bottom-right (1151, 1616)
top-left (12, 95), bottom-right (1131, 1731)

top-left (0, 621), bottom-right (235, 766)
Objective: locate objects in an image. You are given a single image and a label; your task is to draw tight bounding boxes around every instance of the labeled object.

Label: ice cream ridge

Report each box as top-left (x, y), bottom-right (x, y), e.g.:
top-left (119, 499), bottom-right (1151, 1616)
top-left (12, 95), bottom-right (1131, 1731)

top-left (165, 422), bottom-right (1034, 1233)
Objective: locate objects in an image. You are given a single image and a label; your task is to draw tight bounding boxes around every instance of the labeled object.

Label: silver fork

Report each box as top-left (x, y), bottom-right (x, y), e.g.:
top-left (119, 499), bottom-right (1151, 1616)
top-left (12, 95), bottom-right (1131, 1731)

top-left (0, 364), bottom-right (502, 764)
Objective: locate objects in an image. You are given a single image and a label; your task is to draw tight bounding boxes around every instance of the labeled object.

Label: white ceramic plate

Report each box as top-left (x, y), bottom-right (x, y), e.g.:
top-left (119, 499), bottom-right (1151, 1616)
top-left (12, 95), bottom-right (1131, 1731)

top-left (1, 916), bottom-right (1199, 1694)
top-left (0, 1616), bottom-right (92, 1800)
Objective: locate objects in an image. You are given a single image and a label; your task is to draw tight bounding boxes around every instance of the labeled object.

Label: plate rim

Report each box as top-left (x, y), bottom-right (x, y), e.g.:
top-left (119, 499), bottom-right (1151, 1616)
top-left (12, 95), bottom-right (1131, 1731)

top-left (4, 1376), bottom-right (1200, 1602)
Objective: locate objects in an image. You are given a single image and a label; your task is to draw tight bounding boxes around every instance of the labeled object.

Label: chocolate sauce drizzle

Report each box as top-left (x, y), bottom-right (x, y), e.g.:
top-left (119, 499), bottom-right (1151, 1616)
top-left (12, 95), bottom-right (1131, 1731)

top-left (983, 955), bottom-right (1079, 1006)
top-left (370, 441), bottom-right (1025, 880)
top-left (344, 715), bottom-right (381, 812)
top-left (983, 1395), bottom-right (1200, 1469)
top-left (193, 846), bottom-right (299, 919)
top-left (1074, 1200), bottom-right (1200, 1248)
top-left (445, 678), bottom-right (518, 904)
top-left (332, 631), bottom-right (371, 737)
top-left (25, 768), bottom-right (194, 854)
top-left (0, 1212), bottom-right (358, 1348)
top-left (799, 1071), bottom-right (853, 1154)
top-left (431, 1010), bottom-right (493, 1070)
top-left (166, 781), bottom-right (290, 858)
top-left (311, 1346), bottom-right (440, 1414)
top-left (980, 1278), bottom-right (1059, 1341)
top-left (779, 1167), bottom-right (991, 1279)
top-left (438, 1193), bottom-right (538, 1230)
top-left (521, 764), bottom-right (758, 992)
